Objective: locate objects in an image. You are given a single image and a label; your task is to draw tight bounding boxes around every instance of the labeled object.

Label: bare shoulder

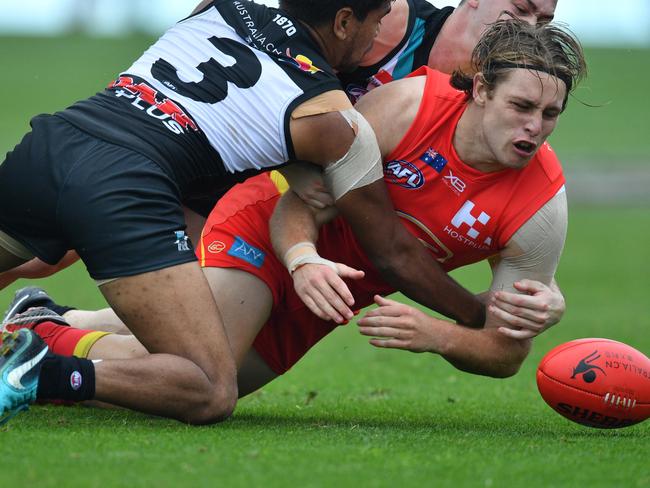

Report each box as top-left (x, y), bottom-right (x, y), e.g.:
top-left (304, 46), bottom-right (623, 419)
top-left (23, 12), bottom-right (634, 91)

top-left (356, 76), bottom-right (426, 157)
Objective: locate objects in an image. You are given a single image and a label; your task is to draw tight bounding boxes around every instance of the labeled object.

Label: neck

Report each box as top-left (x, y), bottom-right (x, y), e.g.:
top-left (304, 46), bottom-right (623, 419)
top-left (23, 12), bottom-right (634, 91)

top-left (454, 103), bottom-right (500, 173)
top-left (360, 0), bottom-right (409, 66)
top-left (303, 21), bottom-right (340, 68)
top-left (427, 9), bottom-right (474, 74)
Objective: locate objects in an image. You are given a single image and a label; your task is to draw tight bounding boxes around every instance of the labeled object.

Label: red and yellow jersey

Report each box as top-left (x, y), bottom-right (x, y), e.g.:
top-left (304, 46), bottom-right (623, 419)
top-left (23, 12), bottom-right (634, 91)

top-left (198, 67), bottom-right (565, 375)
top-left (315, 67), bottom-right (565, 290)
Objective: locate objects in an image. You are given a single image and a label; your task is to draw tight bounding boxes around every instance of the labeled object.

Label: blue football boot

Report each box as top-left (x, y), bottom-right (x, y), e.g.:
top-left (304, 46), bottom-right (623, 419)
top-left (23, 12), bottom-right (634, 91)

top-left (0, 329), bottom-right (48, 425)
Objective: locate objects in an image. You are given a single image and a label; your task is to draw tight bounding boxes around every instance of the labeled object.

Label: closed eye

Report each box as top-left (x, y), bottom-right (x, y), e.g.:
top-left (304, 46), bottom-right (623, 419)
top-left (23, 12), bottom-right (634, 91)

top-left (511, 101), bottom-right (532, 111)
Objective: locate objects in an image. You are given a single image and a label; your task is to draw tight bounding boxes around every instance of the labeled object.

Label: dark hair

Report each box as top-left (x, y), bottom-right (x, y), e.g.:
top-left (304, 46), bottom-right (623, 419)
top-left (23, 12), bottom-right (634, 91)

top-left (279, 0), bottom-right (388, 27)
top-left (450, 17), bottom-right (587, 110)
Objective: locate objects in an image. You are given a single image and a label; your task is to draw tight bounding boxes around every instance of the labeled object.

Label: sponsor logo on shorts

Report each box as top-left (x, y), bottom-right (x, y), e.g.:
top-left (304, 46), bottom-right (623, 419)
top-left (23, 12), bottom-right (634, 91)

top-left (174, 231), bottom-right (191, 252)
top-left (227, 236), bottom-right (265, 268)
top-left (384, 160), bottom-right (424, 189)
top-left (419, 147), bottom-right (447, 173)
top-left (207, 241), bottom-right (226, 254)
top-left (70, 371), bottom-right (82, 391)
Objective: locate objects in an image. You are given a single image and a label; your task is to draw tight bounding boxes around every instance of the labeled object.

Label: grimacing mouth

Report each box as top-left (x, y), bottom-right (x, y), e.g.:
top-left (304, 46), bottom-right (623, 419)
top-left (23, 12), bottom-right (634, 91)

top-left (513, 140), bottom-right (536, 153)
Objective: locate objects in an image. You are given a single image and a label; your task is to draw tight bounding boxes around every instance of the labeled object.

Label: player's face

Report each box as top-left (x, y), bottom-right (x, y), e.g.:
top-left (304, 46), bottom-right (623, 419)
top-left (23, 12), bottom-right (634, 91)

top-left (338, 1), bottom-right (393, 73)
top-left (478, 69), bottom-right (565, 170)
top-left (469, 0), bottom-right (557, 42)
top-left (481, 0), bottom-right (556, 24)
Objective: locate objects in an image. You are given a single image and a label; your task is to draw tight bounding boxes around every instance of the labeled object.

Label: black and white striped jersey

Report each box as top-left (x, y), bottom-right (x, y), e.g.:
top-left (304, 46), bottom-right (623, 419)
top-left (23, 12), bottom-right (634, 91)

top-left (57, 0), bottom-right (342, 200)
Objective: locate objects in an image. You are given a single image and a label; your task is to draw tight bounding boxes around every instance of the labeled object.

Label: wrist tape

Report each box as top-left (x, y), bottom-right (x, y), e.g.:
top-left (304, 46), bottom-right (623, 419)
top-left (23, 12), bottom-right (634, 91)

top-left (283, 242), bottom-right (338, 274)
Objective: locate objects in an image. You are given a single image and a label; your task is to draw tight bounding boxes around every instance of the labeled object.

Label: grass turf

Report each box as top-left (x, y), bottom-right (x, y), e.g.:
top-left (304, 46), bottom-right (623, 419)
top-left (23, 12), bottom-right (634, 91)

top-left (1, 35), bottom-right (649, 486)
top-left (0, 207), bottom-right (648, 487)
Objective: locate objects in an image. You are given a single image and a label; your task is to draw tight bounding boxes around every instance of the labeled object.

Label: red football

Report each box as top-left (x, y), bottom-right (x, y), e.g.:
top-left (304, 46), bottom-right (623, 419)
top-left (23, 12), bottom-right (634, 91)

top-left (537, 338), bottom-right (650, 428)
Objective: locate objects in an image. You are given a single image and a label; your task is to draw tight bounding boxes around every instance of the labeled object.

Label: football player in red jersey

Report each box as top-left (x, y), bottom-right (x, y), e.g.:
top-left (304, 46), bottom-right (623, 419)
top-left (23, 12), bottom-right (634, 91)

top-left (4, 19), bottom-right (586, 398)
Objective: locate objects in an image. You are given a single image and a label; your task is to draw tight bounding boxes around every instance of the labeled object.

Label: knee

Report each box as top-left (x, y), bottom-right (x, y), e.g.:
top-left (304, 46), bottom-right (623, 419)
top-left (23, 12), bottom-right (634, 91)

top-left (183, 383), bottom-right (238, 425)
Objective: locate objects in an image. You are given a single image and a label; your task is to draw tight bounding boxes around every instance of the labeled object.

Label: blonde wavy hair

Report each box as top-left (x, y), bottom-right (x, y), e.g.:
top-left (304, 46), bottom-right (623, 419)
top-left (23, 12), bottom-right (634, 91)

top-left (450, 16), bottom-right (587, 110)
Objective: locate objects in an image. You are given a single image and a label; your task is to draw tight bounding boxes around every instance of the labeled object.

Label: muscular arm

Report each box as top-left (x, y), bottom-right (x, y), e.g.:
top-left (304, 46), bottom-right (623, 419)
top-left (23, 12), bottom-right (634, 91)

top-left (288, 81), bottom-right (485, 327)
top-left (358, 295), bottom-right (530, 378)
top-left (356, 188), bottom-right (569, 376)
top-left (486, 189), bottom-right (568, 338)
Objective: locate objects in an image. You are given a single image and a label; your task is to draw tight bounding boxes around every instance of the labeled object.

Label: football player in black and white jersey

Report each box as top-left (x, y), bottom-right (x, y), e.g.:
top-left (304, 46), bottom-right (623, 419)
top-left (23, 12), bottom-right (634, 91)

top-left (0, 0), bottom-right (489, 425)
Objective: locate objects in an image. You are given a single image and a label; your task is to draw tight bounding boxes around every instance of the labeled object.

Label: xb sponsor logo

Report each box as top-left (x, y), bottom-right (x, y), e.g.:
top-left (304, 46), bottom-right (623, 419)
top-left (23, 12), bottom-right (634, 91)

top-left (384, 160), bottom-right (424, 189)
top-left (571, 350), bottom-right (606, 384)
top-left (443, 169), bottom-right (466, 194)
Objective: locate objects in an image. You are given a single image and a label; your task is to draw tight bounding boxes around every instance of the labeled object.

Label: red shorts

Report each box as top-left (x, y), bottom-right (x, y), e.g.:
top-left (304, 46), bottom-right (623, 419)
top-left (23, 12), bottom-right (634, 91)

top-left (198, 173), bottom-right (343, 375)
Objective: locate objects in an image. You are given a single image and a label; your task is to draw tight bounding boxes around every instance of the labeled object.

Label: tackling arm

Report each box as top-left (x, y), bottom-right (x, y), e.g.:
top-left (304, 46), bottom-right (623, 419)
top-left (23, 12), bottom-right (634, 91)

top-left (289, 84), bottom-right (485, 327)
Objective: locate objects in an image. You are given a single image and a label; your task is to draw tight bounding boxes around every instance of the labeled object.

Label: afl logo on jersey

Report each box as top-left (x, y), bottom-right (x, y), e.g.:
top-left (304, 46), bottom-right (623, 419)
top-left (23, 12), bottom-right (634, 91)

top-left (385, 160), bottom-right (425, 189)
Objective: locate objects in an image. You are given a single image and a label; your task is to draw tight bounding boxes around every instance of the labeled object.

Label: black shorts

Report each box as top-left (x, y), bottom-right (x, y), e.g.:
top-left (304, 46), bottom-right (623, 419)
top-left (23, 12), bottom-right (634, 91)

top-left (0, 115), bottom-right (196, 280)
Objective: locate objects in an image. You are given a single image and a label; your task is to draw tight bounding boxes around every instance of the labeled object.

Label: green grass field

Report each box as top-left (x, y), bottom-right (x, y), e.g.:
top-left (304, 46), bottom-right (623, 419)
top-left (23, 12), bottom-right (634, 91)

top-left (1, 35), bottom-right (649, 486)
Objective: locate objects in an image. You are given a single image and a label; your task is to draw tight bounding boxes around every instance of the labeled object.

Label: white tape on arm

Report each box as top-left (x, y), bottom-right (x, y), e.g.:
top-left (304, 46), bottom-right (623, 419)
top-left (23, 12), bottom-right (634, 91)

top-left (322, 109), bottom-right (384, 201)
top-left (490, 190), bottom-right (568, 292)
top-left (283, 241), bottom-right (338, 275)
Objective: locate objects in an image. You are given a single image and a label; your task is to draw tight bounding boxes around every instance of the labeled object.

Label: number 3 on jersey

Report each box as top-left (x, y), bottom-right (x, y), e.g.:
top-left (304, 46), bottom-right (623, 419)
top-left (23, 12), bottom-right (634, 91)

top-left (151, 36), bottom-right (262, 104)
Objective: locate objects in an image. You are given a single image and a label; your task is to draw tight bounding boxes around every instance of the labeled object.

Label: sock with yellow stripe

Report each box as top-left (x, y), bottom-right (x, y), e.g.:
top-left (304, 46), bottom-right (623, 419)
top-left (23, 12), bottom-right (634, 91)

top-left (29, 321), bottom-right (111, 358)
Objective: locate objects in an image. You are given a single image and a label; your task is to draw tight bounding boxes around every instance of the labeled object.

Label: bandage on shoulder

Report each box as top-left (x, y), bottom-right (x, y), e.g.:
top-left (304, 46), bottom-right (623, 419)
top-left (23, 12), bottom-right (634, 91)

top-left (322, 109), bottom-right (384, 201)
top-left (291, 90), bottom-right (353, 119)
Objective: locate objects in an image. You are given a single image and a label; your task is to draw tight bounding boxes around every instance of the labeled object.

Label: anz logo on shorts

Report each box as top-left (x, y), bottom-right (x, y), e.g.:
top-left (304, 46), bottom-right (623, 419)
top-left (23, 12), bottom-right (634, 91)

top-left (228, 236), bottom-right (266, 268)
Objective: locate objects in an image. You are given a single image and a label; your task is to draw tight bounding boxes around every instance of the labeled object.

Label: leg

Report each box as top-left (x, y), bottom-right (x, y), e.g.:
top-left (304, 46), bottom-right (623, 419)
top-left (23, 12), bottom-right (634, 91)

top-left (65, 308), bottom-right (130, 334)
top-left (238, 349), bottom-right (278, 397)
top-left (86, 267), bottom-right (278, 399)
top-left (203, 267), bottom-right (273, 367)
top-left (88, 337), bottom-right (278, 398)
top-left (93, 262), bottom-right (238, 424)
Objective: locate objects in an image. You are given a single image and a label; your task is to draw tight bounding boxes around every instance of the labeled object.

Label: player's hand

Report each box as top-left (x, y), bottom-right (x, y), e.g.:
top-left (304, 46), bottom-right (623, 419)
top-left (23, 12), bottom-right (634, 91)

top-left (279, 163), bottom-right (335, 209)
top-left (489, 279), bottom-right (566, 340)
top-left (357, 295), bottom-right (442, 353)
top-left (292, 262), bottom-right (364, 323)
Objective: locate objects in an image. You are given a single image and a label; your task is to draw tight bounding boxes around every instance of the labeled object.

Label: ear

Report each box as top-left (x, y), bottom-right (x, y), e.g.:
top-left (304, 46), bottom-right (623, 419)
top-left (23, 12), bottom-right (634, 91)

top-left (472, 72), bottom-right (489, 106)
top-left (466, 0), bottom-right (480, 9)
top-left (333, 7), bottom-right (355, 41)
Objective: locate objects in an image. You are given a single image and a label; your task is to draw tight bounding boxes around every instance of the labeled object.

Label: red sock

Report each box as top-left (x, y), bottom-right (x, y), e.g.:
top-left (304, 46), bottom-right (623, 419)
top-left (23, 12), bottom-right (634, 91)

top-left (31, 322), bottom-right (110, 357)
